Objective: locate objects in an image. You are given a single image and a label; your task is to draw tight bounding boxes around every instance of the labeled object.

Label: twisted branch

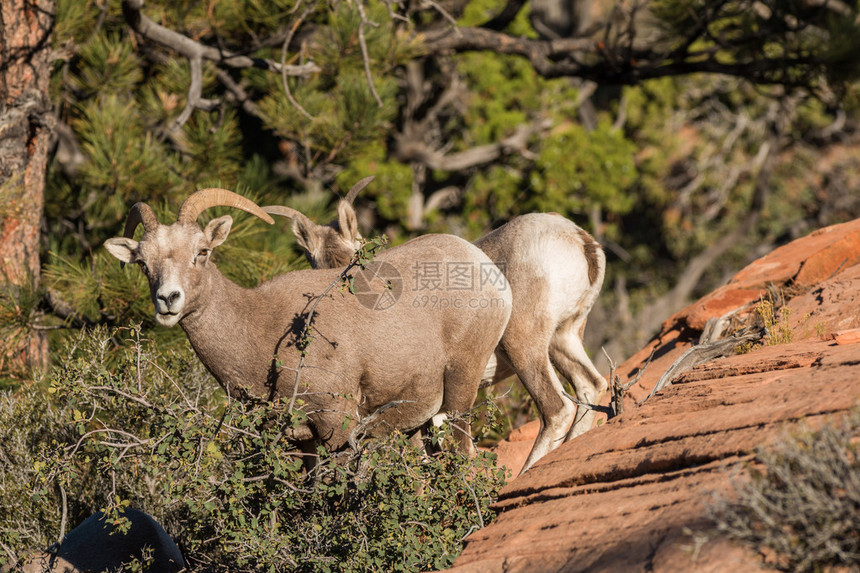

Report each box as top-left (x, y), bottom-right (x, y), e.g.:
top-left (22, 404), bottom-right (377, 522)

top-left (122, 0), bottom-right (320, 128)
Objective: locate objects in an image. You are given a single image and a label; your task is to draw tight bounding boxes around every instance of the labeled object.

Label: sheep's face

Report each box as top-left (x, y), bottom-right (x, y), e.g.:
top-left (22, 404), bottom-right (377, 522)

top-left (299, 222), bottom-right (360, 270)
top-left (293, 201), bottom-right (360, 270)
top-left (104, 216), bottom-right (232, 327)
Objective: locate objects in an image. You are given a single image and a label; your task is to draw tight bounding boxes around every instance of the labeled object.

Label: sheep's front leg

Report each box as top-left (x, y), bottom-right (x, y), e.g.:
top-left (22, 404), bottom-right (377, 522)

top-left (440, 363), bottom-right (483, 457)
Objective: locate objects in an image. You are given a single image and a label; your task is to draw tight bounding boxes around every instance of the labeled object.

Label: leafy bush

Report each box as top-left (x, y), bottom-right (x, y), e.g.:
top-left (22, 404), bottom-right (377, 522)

top-left (2, 326), bottom-right (507, 572)
top-left (711, 410), bottom-right (860, 572)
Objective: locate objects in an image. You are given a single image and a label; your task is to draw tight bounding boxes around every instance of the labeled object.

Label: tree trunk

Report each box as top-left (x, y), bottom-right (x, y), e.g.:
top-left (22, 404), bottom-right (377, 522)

top-left (0, 0), bottom-right (55, 375)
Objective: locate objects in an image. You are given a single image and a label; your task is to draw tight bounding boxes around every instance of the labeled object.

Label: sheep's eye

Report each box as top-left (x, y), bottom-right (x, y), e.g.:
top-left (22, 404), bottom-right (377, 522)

top-left (136, 260), bottom-right (148, 273)
top-left (195, 249), bottom-right (209, 263)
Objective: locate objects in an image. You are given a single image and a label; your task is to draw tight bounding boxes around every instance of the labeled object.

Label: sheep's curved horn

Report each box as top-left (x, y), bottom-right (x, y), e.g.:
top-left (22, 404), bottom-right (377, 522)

top-left (177, 188), bottom-right (275, 225)
top-left (117, 203), bottom-right (159, 268)
top-left (123, 202), bottom-right (160, 239)
top-left (344, 176), bottom-right (374, 204)
top-left (262, 205), bottom-right (304, 220)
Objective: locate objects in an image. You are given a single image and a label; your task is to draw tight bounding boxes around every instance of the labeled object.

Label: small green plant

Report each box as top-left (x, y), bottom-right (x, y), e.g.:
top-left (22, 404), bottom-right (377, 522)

top-left (756, 298), bottom-right (793, 346)
top-left (734, 339), bottom-right (757, 354)
top-left (351, 235), bottom-right (389, 269)
top-left (710, 410), bottom-right (860, 572)
top-left (340, 235), bottom-right (390, 295)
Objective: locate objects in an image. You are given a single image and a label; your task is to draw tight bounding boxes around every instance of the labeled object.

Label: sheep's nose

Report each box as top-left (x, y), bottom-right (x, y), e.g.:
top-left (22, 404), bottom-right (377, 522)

top-left (159, 290), bottom-right (181, 306)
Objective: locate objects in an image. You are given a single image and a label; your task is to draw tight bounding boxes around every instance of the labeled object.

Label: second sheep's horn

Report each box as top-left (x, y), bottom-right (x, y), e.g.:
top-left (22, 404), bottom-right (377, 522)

top-left (262, 175), bottom-right (374, 221)
top-left (344, 176), bottom-right (374, 204)
top-left (262, 205), bottom-right (305, 220)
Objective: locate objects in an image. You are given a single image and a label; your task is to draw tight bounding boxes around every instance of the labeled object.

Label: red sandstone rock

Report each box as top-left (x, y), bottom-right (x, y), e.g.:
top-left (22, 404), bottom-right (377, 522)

top-left (454, 340), bottom-right (860, 573)
top-left (490, 421), bottom-right (538, 477)
top-left (670, 217), bottom-right (860, 333)
top-left (681, 288), bottom-right (763, 331)
top-left (783, 261), bottom-right (860, 340)
top-left (730, 217), bottom-right (860, 287)
top-left (451, 218), bottom-right (860, 573)
top-left (794, 228), bottom-right (860, 285)
top-left (833, 328), bottom-right (860, 345)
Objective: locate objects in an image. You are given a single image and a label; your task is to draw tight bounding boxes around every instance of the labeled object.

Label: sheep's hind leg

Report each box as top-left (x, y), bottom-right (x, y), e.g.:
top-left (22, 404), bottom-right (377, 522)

top-left (550, 319), bottom-right (608, 442)
top-left (500, 315), bottom-right (577, 474)
top-left (514, 354), bottom-right (576, 474)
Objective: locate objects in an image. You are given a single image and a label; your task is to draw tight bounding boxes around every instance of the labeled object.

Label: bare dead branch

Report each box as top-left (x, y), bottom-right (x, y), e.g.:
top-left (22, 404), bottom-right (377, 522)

top-left (353, 0), bottom-right (384, 108)
top-left (611, 90), bottom-right (629, 131)
top-left (121, 0), bottom-right (320, 77)
top-left (215, 68), bottom-right (262, 119)
top-left (394, 119), bottom-right (550, 171)
top-left (407, 163), bottom-right (427, 230)
top-left (418, 23), bottom-right (844, 87)
top-left (700, 305), bottom-right (754, 344)
top-left (566, 348), bottom-right (651, 419)
top-left (0, 541), bottom-right (19, 571)
top-left (172, 55), bottom-right (220, 130)
top-left (280, 8), bottom-right (315, 121)
top-left (642, 327), bottom-right (762, 402)
top-left (45, 288), bottom-right (96, 328)
top-left (606, 347), bottom-right (652, 417)
top-left (420, 26), bottom-right (592, 74)
top-left (480, 0), bottom-right (528, 31)
top-left (379, 0), bottom-right (410, 24)
top-left (566, 393), bottom-right (612, 417)
top-left (58, 482), bottom-right (68, 545)
top-left (424, 186), bottom-right (461, 212)
top-left (461, 473), bottom-right (484, 529)
top-left (421, 0), bottom-right (462, 31)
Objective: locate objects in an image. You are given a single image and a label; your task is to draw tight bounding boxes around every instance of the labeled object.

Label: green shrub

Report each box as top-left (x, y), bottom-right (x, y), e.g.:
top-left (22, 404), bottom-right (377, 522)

top-left (2, 326), bottom-right (507, 572)
top-left (711, 411), bottom-right (860, 572)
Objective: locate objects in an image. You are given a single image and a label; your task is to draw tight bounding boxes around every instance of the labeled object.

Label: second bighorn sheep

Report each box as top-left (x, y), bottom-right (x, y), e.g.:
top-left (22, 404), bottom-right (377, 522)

top-left (265, 186), bottom-right (607, 474)
top-left (104, 189), bottom-right (511, 456)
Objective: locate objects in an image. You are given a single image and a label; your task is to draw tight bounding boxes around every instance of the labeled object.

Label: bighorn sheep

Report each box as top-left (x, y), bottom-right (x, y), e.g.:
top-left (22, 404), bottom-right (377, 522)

top-left (104, 189), bottom-right (511, 456)
top-left (264, 192), bottom-right (606, 474)
top-left (12, 508), bottom-right (184, 573)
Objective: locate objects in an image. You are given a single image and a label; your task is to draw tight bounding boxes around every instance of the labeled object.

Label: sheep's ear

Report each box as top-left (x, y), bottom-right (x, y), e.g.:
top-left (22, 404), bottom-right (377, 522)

top-left (336, 200), bottom-right (359, 241)
top-left (204, 215), bottom-right (233, 248)
top-left (291, 213), bottom-right (322, 256)
top-left (104, 238), bottom-right (139, 265)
